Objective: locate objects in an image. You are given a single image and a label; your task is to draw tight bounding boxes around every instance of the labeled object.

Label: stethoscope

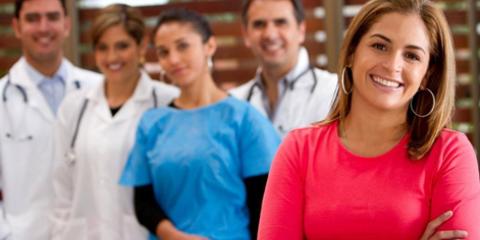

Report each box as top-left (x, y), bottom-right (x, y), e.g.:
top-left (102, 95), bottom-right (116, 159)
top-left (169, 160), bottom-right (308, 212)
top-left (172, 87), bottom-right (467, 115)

top-left (246, 65), bottom-right (318, 102)
top-left (2, 72), bottom-right (81, 141)
top-left (245, 65), bottom-right (319, 134)
top-left (64, 89), bottom-right (159, 166)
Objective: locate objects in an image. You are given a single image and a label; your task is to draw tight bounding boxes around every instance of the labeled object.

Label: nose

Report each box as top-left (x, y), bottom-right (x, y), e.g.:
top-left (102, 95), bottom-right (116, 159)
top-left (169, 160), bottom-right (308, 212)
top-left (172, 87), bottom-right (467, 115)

top-left (382, 51), bottom-right (403, 73)
top-left (261, 22), bottom-right (279, 40)
top-left (38, 16), bottom-right (50, 32)
top-left (165, 50), bottom-right (180, 66)
top-left (106, 48), bottom-right (119, 62)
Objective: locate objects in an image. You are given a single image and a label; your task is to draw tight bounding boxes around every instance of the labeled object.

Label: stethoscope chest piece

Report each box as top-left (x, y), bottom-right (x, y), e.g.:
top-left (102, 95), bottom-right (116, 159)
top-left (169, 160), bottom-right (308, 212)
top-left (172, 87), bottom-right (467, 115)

top-left (65, 149), bottom-right (76, 166)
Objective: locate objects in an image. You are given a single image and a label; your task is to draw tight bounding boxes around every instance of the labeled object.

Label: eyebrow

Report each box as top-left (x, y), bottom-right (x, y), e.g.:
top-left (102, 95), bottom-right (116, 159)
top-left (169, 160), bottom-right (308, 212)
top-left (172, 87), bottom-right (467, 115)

top-left (155, 37), bottom-right (187, 48)
top-left (369, 33), bottom-right (427, 54)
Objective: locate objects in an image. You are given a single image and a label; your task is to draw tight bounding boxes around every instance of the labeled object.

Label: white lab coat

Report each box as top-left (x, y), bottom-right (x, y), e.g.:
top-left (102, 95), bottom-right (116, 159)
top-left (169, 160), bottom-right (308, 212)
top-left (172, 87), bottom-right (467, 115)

top-left (52, 72), bottom-right (178, 240)
top-left (230, 48), bottom-right (338, 138)
top-left (0, 57), bottom-right (101, 240)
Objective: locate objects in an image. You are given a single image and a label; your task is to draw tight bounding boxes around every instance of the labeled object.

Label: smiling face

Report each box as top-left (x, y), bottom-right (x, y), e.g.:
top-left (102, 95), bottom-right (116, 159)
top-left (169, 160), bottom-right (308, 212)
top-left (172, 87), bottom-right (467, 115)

top-left (12, 0), bottom-right (70, 65)
top-left (243, 0), bottom-right (305, 72)
top-left (154, 22), bottom-right (216, 88)
top-left (94, 24), bottom-right (144, 83)
top-left (349, 12), bottom-right (430, 115)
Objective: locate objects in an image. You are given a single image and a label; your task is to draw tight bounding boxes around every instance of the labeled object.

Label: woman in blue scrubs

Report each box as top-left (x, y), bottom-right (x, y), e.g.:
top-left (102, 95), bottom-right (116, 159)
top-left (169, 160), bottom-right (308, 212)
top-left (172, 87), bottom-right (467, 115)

top-left (120, 8), bottom-right (280, 240)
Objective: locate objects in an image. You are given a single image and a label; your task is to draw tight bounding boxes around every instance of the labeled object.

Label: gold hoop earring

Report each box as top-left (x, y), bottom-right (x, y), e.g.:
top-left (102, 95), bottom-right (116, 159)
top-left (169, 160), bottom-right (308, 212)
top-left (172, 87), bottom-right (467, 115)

top-left (341, 66), bottom-right (352, 95)
top-left (409, 87), bottom-right (435, 118)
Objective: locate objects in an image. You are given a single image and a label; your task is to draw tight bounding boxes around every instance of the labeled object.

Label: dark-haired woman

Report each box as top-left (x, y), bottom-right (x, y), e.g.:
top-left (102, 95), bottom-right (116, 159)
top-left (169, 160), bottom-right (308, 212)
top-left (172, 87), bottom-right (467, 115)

top-left (120, 8), bottom-right (280, 240)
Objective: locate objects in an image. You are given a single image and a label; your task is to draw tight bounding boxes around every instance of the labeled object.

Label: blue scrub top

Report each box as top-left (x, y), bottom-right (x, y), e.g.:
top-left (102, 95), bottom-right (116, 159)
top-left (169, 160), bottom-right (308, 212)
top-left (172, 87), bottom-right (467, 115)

top-left (120, 96), bottom-right (280, 239)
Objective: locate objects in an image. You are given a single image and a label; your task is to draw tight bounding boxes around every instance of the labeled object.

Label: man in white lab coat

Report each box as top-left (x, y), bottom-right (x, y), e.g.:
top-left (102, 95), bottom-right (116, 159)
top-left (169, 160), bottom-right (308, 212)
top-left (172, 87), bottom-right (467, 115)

top-left (0, 0), bottom-right (100, 239)
top-left (230, 0), bottom-right (338, 138)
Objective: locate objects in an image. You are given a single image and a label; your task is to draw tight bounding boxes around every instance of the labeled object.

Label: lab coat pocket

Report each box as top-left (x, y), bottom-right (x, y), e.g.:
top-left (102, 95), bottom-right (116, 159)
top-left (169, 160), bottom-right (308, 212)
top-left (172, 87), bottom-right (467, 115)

top-left (56, 218), bottom-right (87, 240)
top-left (122, 215), bottom-right (148, 240)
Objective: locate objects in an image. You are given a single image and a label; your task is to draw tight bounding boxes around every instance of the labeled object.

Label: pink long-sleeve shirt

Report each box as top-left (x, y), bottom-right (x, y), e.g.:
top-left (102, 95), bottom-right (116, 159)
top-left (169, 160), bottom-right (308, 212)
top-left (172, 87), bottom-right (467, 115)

top-left (259, 121), bottom-right (480, 239)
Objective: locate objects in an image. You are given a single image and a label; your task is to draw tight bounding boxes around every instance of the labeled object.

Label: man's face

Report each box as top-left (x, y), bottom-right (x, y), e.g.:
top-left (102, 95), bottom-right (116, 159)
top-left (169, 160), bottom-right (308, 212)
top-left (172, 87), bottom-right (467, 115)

top-left (243, 0), bottom-right (305, 70)
top-left (12, 0), bottom-right (70, 64)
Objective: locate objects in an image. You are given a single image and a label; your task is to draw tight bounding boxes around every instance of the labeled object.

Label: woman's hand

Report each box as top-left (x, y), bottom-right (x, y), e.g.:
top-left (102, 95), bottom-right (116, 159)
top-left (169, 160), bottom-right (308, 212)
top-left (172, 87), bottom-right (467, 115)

top-left (420, 211), bottom-right (468, 240)
top-left (156, 220), bottom-right (208, 240)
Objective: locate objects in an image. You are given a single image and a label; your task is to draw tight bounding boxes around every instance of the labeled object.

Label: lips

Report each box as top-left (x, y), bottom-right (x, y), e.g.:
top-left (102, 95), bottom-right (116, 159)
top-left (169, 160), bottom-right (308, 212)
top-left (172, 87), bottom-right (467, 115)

top-left (371, 75), bottom-right (403, 88)
top-left (170, 67), bottom-right (186, 76)
top-left (107, 63), bottom-right (123, 71)
top-left (34, 34), bottom-right (55, 46)
top-left (261, 40), bottom-right (283, 54)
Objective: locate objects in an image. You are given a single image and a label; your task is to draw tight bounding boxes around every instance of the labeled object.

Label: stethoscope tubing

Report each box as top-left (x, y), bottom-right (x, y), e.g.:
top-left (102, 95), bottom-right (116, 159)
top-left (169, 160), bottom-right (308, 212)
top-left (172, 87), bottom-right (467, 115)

top-left (2, 73), bottom-right (81, 141)
top-left (66, 89), bottom-right (159, 164)
top-left (246, 65), bottom-right (319, 103)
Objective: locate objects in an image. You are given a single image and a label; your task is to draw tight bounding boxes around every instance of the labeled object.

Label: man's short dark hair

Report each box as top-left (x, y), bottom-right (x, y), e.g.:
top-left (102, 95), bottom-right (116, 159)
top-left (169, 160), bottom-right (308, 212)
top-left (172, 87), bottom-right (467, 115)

top-left (14, 0), bottom-right (67, 18)
top-left (241, 0), bottom-right (305, 25)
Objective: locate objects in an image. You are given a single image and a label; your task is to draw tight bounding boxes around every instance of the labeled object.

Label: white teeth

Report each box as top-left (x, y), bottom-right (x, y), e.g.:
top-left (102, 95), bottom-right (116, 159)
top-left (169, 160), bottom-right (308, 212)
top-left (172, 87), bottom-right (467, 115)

top-left (262, 42), bottom-right (281, 52)
top-left (372, 75), bottom-right (400, 88)
top-left (108, 63), bottom-right (122, 70)
top-left (38, 36), bottom-right (52, 44)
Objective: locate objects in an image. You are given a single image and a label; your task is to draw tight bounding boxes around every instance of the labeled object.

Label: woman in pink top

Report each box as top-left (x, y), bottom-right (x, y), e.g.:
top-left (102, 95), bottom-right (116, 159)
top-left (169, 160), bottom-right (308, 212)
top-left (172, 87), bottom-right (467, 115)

top-left (258, 0), bottom-right (480, 239)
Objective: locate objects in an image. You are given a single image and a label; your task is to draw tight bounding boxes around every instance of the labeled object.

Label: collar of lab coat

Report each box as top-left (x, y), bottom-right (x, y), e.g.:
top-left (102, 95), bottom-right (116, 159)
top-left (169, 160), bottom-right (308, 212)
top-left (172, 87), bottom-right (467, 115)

top-left (84, 71), bottom-right (155, 122)
top-left (11, 57), bottom-right (85, 92)
top-left (253, 47), bottom-right (311, 89)
top-left (8, 57), bottom-right (86, 121)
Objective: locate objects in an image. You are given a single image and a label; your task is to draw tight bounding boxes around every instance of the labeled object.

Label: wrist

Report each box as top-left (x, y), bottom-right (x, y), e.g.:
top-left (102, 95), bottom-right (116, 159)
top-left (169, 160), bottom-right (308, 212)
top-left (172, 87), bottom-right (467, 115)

top-left (155, 220), bottom-right (177, 238)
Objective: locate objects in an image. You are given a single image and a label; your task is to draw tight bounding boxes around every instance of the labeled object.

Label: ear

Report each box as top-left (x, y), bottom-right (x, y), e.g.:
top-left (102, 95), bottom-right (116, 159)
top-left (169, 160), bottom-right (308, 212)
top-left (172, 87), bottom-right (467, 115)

top-left (241, 24), bottom-right (252, 48)
top-left (12, 18), bottom-right (21, 39)
top-left (205, 36), bottom-right (217, 57)
top-left (140, 37), bottom-right (148, 57)
top-left (347, 54), bottom-right (354, 68)
top-left (63, 15), bottom-right (71, 38)
top-left (298, 21), bottom-right (306, 44)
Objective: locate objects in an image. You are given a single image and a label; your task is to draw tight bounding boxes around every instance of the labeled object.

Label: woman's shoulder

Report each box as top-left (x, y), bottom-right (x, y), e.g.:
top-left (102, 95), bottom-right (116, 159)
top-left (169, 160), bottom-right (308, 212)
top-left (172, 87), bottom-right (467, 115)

top-left (427, 128), bottom-right (475, 164)
top-left (209, 96), bottom-right (253, 119)
top-left (137, 106), bottom-right (176, 131)
top-left (286, 120), bottom-right (338, 144)
top-left (434, 128), bottom-right (471, 149)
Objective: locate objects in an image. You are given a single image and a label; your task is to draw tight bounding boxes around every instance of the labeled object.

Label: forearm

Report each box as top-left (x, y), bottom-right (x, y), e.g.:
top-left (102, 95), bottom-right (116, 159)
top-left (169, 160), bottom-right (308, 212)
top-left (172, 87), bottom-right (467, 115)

top-left (244, 174), bottom-right (268, 239)
top-left (134, 185), bottom-right (169, 235)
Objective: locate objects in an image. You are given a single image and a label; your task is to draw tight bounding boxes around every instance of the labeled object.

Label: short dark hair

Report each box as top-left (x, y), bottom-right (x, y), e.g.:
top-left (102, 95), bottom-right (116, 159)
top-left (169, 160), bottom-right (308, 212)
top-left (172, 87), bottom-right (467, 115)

top-left (241, 0), bottom-right (305, 25)
top-left (15, 0), bottom-right (67, 19)
top-left (152, 8), bottom-right (213, 43)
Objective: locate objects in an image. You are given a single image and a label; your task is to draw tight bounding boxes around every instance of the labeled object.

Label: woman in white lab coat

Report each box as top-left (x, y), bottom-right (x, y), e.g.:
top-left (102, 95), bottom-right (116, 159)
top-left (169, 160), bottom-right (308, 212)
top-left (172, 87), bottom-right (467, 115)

top-left (51, 4), bottom-right (178, 240)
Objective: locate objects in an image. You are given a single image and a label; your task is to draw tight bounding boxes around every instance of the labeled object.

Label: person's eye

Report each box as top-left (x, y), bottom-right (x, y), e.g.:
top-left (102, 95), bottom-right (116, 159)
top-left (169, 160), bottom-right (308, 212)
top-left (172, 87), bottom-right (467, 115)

top-left (274, 18), bottom-right (288, 27)
top-left (156, 48), bottom-right (168, 58)
top-left (24, 13), bottom-right (40, 23)
top-left (405, 52), bottom-right (421, 62)
top-left (371, 43), bottom-right (387, 51)
top-left (96, 44), bottom-right (107, 52)
top-left (252, 20), bottom-right (266, 29)
top-left (177, 42), bottom-right (189, 51)
top-left (46, 12), bottom-right (61, 22)
top-left (116, 42), bottom-right (130, 50)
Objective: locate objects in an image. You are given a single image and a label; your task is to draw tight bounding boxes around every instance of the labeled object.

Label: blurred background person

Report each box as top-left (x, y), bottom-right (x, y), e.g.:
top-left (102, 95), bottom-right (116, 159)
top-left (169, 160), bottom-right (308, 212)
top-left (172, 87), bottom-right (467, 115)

top-left (51, 4), bottom-right (178, 240)
top-left (120, 8), bottom-right (280, 240)
top-left (259, 0), bottom-right (480, 239)
top-left (230, 0), bottom-right (338, 138)
top-left (0, 0), bottom-right (100, 239)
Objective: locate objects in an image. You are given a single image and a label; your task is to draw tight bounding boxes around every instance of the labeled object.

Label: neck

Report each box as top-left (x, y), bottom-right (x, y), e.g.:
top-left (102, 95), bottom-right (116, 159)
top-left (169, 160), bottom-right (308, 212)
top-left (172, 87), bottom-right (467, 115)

top-left (340, 94), bottom-right (408, 156)
top-left (260, 54), bottom-right (298, 109)
top-left (175, 72), bottom-right (227, 109)
top-left (105, 72), bottom-right (141, 108)
top-left (25, 55), bottom-right (62, 77)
